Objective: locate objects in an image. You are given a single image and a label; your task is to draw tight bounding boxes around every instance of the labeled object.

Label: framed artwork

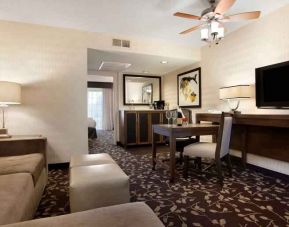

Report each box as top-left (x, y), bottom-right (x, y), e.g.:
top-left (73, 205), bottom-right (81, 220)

top-left (177, 67), bottom-right (201, 108)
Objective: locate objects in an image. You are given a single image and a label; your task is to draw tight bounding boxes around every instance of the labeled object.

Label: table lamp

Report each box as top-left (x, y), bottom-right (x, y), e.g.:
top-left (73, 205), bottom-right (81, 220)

top-left (0, 81), bottom-right (21, 138)
top-left (219, 85), bottom-right (252, 114)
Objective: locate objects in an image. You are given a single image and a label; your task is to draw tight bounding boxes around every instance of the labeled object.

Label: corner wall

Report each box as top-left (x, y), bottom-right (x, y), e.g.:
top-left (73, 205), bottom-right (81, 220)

top-left (162, 5), bottom-right (289, 175)
top-left (200, 4), bottom-right (289, 175)
top-left (201, 4), bottom-right (289, 114)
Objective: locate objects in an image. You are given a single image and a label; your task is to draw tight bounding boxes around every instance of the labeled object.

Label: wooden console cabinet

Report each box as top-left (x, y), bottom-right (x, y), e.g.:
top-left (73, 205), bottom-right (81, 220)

top-left (196, 113), bottom-right (289, 164)
top-left (119, 110), bottom-right (168, 147)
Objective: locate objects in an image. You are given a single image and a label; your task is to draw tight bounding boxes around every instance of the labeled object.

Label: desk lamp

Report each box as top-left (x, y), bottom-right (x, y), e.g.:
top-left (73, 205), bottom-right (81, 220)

top-left (0, 81), bottom-right (21, 138)
top-left (219, 85), bottom-right (252, 114)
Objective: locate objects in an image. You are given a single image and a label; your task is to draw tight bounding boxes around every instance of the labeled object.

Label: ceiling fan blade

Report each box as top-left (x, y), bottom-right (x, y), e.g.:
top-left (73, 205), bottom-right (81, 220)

top-left (214, 0), bottom-right (236, 15)
top-left (179, 24), bottom-right (203, 35)
top-left (174, 12), bottom-right (201, 20)
top-left (226, 11), bottom-right (261, 21)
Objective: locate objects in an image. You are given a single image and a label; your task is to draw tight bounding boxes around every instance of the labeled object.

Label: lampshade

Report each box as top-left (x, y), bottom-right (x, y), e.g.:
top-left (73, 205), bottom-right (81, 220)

top-left (201, 27), bottom-right (209, 40)
top-left (0, 81), bottom-right (21, 105)
top-left (219, 85), bottom-right (252, 100)
top-left (217, 27), bottom-right (224, 39)
top-left (211, 21), bottom-right (219, 34)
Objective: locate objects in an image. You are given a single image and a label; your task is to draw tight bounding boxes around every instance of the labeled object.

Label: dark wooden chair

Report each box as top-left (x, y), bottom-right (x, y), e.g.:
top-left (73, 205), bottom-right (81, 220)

top-left (183, 112), bottom-right (233, 184)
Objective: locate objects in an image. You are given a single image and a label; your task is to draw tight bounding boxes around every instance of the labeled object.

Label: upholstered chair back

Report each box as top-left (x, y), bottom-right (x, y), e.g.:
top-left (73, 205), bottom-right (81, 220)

top-left (215, 113), bottom-right (233, 159)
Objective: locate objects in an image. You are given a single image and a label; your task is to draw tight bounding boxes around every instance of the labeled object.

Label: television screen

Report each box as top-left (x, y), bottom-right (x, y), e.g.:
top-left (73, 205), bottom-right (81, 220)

top-left (256, 61), bottom-right (289, 108)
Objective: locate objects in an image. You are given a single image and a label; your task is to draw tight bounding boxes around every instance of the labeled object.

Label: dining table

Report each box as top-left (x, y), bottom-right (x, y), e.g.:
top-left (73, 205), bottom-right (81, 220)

top-left (152, 123), bottom-right (219, 182)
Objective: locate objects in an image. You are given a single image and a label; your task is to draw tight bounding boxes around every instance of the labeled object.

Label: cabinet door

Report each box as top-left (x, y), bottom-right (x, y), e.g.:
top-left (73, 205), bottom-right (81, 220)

top-left (151, 112), bottom-right (162, 142)
top-left (138, 112), bottom-right (150, 144)
top-left (126, 112), bottom-right (137, 145)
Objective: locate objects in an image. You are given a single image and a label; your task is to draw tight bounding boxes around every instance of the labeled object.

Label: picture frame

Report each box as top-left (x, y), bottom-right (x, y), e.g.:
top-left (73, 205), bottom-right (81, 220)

top-left (177, 67), bottom-right (201, 108)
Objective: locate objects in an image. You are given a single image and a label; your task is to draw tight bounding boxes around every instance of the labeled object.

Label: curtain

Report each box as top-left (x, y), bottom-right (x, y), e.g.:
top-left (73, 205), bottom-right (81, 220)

top-left (87, 88), bottom-right (113, 130)
top-left (87, 88), bottom-right (103, 129)
top-left (102, 88), bottom-right (114, 130)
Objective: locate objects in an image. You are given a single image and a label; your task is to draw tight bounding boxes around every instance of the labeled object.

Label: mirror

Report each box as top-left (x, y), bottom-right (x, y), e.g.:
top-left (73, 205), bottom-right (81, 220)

top-left (123, 74), bottom-right (161, 105)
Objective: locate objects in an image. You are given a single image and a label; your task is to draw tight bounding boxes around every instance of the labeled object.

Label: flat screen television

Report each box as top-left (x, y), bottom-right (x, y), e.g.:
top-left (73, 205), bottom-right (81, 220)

top-left (256, 61), bottom-right (289, 108)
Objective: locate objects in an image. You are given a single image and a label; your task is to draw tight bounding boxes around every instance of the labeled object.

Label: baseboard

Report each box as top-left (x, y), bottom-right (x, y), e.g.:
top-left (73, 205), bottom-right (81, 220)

top-left (46, 156), bottom-right (288, 182)
top-left (116, 142), bottom-right (166, 148)
top-left (48, 162), bottom-right (69, 170)
top-left (230, 156), bottom-right (289, 182)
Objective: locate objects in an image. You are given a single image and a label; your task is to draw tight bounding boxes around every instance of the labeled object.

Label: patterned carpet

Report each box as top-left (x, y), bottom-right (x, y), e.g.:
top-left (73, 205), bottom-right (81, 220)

top-left (36, 130), bottom-right (289, 227)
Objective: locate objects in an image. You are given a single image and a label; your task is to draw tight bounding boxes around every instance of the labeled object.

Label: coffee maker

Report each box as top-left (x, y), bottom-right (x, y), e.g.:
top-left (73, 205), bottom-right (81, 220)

top-left (153, 100), bottom-right (165, 110)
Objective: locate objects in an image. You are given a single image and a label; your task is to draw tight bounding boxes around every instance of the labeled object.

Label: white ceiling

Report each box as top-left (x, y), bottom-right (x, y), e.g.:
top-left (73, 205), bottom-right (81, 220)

top-left (0, 0), bottom-right (289, 47)
top-left (87, 49), bottom-right (195, 75)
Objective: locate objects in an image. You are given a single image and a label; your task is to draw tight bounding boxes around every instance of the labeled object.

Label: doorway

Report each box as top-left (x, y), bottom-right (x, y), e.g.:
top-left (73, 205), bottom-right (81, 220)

top-left (87, 79), bottom-right (114, 141)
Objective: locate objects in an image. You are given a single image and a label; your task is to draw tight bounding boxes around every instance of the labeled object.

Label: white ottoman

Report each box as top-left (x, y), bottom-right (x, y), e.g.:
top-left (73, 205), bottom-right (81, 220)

top-left (70, 164), bottom-right (130, 213)
top-left (70, 153), bottom-right (116, 168)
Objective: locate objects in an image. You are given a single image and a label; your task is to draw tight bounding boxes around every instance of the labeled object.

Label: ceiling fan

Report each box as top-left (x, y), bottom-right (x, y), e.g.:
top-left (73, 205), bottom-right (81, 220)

top-left (174, 0), bottom-right (261, 44)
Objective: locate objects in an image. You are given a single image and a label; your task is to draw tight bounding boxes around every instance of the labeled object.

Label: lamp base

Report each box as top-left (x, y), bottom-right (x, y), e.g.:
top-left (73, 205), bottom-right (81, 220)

top-left (229, 110), bottom-right (241, 115)
top-left (0, 128), bottom-right (11, 139)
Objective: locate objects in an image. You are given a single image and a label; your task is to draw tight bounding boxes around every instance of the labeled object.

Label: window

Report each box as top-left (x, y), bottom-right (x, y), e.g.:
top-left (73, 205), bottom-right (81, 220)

top-left (87, 88), bottom-right (103, 129)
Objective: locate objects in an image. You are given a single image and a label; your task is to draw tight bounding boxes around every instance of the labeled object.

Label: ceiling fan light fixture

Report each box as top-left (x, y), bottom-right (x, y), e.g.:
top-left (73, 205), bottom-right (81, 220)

top-left (174, 0), bottom-right (261, 46)
top-left (199, 21), bottom-right (224, 45)
top-left (210, 21), bottom-right (219, 34)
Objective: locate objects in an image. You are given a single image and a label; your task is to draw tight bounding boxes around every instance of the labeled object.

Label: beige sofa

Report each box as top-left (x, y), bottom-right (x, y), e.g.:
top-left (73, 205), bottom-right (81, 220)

top-left (0, 153), bottom-right (164, 227)
top-left (2, 202), bottom-right (164, 227)
top-left (0, 153), bottom-right (47, 225)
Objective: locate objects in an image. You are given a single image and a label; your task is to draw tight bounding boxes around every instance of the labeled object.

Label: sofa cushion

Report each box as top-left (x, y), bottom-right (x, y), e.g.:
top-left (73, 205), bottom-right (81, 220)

top-left (0, 153), bottom-right (44, 184)
top-left (1, 202), bottom-right (164, 227)
top-left (0, 173), bottom-right (35, 225)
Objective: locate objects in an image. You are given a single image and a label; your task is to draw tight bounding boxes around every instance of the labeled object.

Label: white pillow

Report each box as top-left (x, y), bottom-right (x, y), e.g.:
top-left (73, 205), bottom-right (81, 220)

top-left (88, 118), bottom-right (96, 128)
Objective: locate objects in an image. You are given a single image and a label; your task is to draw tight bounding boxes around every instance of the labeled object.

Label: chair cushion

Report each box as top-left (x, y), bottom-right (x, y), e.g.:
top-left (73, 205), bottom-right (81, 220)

top-left (0, 153), bottom-right (45, 184)
top-left (1, 202), bottom-right (164, 227)
top-left (70, 153), bottom-right (116, 168)
top-left (183, 142), bottom-right (217, 159)
top-left (0, 173), bottom-right (34, 225)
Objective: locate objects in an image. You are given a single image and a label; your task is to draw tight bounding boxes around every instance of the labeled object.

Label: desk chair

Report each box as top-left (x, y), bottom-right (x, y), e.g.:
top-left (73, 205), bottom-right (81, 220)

top-left (183, 112), bottom-right (233, 183)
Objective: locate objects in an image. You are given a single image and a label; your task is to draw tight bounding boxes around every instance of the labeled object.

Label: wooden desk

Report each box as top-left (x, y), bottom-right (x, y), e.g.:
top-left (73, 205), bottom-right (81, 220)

top-left (0, 135), bottom-right (47, 167)
top-left (152, 124), bottom-right (219, 182)
top-left (196, 113), bottom-right (289, 164)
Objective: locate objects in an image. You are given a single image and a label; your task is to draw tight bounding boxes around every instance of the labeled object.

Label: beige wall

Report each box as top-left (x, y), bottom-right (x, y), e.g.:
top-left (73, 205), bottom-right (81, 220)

top-left (0, 21), bottom-right (88, 164)
top-left (162, 5), bottom-right (289, 174)
top-left (200, 5), bottom-right (289, 175)
top-left (0, 20), bottom-right (197, 164)
top-left (201, 5), bottom-right (289, 115)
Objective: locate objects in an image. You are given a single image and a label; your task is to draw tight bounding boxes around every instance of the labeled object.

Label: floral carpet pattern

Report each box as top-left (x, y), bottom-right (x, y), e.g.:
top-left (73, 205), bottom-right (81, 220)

top-left (36, 130), bottom-right (289, 227)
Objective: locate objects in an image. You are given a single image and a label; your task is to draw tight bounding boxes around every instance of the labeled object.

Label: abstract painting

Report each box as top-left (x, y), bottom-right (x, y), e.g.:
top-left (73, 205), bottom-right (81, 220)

top-left (177, 68), bottom-right (201, 108)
